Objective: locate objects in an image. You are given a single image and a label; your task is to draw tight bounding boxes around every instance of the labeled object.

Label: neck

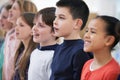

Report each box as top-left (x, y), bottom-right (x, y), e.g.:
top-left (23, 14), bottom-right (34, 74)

top-left (40, 39), bottom-right (57, 47)
top-left (22, 37), bottom-right (31, 50)
top-left (92, 49), bottom-right (112, 70)
top-left (64, 31), bottom-right (81, 40)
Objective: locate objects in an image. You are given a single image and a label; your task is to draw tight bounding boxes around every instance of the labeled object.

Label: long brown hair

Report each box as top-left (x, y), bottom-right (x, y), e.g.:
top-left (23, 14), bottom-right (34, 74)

top-left (14, 13), bottom-right (37, 79)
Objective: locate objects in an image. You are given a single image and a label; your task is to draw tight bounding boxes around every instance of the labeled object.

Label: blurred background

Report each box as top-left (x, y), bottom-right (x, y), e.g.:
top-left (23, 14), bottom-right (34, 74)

top-left (0, 0), bottom-right (120, 19)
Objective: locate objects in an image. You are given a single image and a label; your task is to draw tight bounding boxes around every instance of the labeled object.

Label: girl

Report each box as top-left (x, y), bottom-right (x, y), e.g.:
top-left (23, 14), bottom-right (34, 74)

top-left (0, 3), bottom-right (12, 80)
top-left (3, 0), bottom-right (37, 80)
top-left (13, 12), bottom-right (37, 80)
top-left (81, 15), bottom-right (120, 80)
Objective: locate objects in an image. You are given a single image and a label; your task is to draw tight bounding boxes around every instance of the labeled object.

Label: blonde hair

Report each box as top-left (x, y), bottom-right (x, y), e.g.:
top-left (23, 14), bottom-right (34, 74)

top-left (16, 0), bottom-right (37, 13)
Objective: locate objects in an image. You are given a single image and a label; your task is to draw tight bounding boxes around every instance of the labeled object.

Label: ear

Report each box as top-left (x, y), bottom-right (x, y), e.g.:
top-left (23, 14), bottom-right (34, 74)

top-left (105, 36), bottom-right (115, 46)
top-left (74, 19), bottom-right (83, 30)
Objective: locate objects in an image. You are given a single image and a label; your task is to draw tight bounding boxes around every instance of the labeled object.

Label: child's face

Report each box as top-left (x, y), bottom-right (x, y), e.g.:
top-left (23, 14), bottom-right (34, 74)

top-left (32, 15), bottom-right (55, 45)
top-left (8, 1), bottom-right (21, 24)
top-left (53, 7), bottom-right (76, 39)
top-left (15, 17), bottom-right (32, 41)
top-left (0, 8), bottom-right (12, 32)
top-left (83, 18), bottom-right (110, 52)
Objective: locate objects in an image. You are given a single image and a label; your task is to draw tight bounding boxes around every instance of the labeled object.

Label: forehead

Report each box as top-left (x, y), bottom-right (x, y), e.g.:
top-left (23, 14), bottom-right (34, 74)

top-left (88, 18), bottom-right (107, 31)
top-left (55, 7), bottom-right (71, 16)
top-left (16, 17), bottom-right (30, 26)
top-left (12, 1), bottom-right (20, 8)
top-left (37, 14), bottom-right (43, 22)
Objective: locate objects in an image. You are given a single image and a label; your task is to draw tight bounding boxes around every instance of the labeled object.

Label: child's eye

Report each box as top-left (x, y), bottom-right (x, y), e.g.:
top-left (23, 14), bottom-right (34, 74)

top-left (85, 29), bottom-right (88, 33)
top-left (33, 22), bottom-right (36, 25)
top-left (38, 23), bottom-right (45, 28)
top-left (91, 31), bottom-right (96, 33)
top-left (2, 16), bottom-right (8, 19)
top-left (19, 23), bottom-right (24, 27)
top-left (59, 16), bottom-right (65, 19)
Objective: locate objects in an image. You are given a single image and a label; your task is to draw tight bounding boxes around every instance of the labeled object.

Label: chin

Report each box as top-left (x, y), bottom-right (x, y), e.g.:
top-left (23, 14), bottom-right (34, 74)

top-left (33, 39), bottom-right (39, 43)
top-left (16, 36), bottom-right (19, 39)
top-left (84, 48), bottom-right (91, 52)
top-left (54, 34), bottom-right (60, 37)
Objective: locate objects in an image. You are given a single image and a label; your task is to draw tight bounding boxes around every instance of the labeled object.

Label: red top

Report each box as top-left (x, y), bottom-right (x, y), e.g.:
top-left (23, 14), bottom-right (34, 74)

top-left (81, 58), bottom-right (120, 80)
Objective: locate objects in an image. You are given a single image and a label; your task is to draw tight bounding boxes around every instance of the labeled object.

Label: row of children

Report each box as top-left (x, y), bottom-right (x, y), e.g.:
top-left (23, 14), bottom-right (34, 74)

top-left (0, 0), bottom-right (120, 80)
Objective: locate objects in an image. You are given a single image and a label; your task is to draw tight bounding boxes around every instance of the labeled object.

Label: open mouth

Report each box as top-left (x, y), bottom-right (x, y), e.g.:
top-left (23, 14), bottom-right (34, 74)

top-left (54, 27), bottom-right (59, 32)
top-left (16, 32), bottom-right (19, 36)
top-left (33, 33), bottom-right (40, 38)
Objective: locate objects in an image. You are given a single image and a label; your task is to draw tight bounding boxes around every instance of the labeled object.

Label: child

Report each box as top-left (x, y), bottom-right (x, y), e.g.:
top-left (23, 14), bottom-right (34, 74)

top-left (0, 3), bottom-right (12, 80)
top-left (81, 15), bottom-right (120, 80)
top-left (13, 12), bottom-right (37, 80)
top-left (50, 0), bottom-right (90, 80)
top-left (3, 0), bottom-right (37, 80)
top-left (28, 7), bottom-right (58, 80)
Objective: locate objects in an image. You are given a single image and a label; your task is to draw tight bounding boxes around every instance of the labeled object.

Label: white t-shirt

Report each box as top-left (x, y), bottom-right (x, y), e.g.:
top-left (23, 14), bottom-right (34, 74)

top-left (28, 48), bottom-right (55, 80)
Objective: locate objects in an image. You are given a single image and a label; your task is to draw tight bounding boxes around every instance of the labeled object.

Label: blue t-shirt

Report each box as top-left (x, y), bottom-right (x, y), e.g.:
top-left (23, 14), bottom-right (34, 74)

top-left (50, 39), bottom-right (90, 80)
top-left (118, 75), bottom-right (120, 80)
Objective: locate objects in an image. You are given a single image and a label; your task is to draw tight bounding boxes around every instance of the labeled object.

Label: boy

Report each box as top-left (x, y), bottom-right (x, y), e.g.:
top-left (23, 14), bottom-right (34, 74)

top-left (50, 0), bottom-right (90, 80)
top-left (28, 7), bottom-right (58, 80)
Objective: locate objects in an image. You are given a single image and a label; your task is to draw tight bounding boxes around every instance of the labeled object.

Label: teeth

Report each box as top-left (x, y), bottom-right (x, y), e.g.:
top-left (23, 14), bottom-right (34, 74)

top-left (85, 41), bottom-right (89, 44)
top-left (84, 41), bottom-right (90, 46)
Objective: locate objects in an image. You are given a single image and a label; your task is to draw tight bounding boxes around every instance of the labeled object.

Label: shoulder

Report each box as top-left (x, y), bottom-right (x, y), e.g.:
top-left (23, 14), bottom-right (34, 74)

top-left (82, 59), bottom-right (93, 72)
top-left (84, 59), bottom-right (93, 67)
top-left (103, 59), bottom-right (120, 79)
top-left (105, 59), bottom-right (120, 73)
top-left (31, 48), bottom-right (39, 53)
top-left (30, 48), bottom-right (39, 57)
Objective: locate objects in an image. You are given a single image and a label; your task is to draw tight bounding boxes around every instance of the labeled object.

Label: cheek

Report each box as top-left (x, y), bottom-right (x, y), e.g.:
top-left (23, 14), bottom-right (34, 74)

top-left (14, 12), bottom-right (20, 19)
top-left (38, 30), bottom-right (45, 35)
top-left (21, 32), bottom-right (31, 39)
top-left (5, 21), bottom-right (10, 26)
top-left (23, 28), bottom-right (31, 35)
top-left (41, 30), bottom-right (50, 37)
top-left (92, 36), bottom-right (105, 47)
top-left (3, 20), bottom-right (7, 24)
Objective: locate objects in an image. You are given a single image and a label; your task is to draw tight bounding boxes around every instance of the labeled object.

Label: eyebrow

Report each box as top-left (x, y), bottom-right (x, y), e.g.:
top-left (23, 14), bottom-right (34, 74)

top-left (91, 27), bottom-right (96, 30)
top-left (56, 13), bottom-right (66, 17)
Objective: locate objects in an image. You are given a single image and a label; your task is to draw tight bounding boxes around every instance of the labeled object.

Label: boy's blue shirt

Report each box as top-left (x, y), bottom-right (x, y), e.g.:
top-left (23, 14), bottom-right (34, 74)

top-left (50, 39), bottom-right (90, 80)
top-left (117, 75), bottom-right (120, 80)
